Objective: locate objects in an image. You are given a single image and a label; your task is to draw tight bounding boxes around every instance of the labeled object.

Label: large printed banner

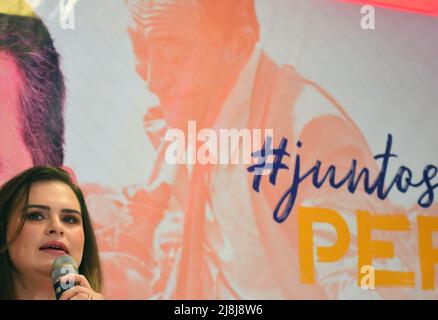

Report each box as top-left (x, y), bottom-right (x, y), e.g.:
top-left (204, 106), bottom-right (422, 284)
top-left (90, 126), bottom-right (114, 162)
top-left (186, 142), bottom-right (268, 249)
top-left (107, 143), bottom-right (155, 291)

top-left (1, 0), bottom-right (437, 299)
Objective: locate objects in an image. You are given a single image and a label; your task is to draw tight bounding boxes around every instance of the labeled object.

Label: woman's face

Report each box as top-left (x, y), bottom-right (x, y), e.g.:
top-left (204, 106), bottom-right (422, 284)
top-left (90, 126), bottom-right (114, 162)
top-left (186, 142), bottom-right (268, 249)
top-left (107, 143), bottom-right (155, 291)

top-left (6, 180), bottom-right (85, 278)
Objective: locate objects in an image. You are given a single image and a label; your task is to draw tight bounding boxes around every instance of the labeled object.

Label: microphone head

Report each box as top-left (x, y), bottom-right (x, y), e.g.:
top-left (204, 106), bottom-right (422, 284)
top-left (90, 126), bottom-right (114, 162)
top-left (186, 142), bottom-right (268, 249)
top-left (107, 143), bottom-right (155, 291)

top-left (50, 255), bottom-right (79, 284)
top-left (50, 255), bottom-right (79, 299)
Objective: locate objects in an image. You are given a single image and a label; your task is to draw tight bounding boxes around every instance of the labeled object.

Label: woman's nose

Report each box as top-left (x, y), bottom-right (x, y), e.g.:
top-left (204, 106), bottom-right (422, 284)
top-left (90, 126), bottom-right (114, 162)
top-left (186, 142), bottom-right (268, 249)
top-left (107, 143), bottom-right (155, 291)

top-left (46, 216), bottom-right (64, 235)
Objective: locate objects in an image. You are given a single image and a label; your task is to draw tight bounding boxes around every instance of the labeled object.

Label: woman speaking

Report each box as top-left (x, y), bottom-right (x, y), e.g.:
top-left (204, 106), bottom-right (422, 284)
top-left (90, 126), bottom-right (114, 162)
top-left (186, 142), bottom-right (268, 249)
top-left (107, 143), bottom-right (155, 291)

top-left (0, 166), bottom-right (104, 300)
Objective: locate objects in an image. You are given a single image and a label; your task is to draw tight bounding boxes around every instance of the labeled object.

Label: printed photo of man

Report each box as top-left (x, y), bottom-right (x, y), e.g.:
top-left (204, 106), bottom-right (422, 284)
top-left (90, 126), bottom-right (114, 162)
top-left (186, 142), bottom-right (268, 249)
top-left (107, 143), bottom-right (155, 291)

top-left (125, 0), bottom-right (434, 299)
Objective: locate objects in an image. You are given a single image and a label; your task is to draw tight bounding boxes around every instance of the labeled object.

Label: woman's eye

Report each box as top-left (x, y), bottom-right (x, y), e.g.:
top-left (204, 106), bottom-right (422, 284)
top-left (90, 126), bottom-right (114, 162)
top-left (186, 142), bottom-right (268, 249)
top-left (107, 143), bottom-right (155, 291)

top-left (25, 212), bottom-right (45, 221)
top-left (63, 216), bottom-right (79, 224)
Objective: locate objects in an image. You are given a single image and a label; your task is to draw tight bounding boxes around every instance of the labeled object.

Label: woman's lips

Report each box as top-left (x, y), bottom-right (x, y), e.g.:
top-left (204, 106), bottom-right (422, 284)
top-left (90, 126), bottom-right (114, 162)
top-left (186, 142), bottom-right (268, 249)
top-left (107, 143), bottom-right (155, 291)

top-left (40, 248), bottom-right (67, 256)
top-left (39, 241), bottom-right (69, 255)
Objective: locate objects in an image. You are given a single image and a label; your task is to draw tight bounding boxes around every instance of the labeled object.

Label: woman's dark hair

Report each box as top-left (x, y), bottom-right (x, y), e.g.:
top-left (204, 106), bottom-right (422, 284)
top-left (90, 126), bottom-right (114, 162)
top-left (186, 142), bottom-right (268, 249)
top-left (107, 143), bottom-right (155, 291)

top-left (0, 166), bottom-right (102, 300)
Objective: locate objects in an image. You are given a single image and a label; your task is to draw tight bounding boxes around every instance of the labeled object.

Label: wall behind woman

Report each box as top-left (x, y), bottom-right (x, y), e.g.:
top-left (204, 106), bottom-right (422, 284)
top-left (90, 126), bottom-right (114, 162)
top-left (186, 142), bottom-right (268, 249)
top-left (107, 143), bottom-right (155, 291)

top-left (24, 0), bottom-right (438, 299)
top-left (30, 0), bottom-right (438, 207)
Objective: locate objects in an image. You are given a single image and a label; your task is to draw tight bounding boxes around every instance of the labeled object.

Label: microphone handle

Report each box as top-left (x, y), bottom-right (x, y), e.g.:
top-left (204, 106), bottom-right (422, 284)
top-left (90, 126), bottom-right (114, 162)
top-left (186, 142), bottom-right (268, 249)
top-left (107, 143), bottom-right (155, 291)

top-left (53, 277), bottom-right (78, 300)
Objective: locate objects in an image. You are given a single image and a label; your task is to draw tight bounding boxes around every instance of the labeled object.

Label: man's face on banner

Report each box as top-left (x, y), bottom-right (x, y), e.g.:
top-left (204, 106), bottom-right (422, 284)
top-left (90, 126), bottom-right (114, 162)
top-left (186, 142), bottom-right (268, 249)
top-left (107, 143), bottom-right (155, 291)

top-left (128, 0), bottom-right (245, 129)
top-left (0, 52), bottom-right (33, 184)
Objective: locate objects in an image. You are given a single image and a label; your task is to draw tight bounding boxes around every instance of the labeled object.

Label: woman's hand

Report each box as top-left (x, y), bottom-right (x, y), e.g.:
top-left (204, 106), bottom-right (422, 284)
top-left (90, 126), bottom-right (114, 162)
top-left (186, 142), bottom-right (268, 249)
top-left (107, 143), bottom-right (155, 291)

top-left (59, 274), bottom-right (105, 300)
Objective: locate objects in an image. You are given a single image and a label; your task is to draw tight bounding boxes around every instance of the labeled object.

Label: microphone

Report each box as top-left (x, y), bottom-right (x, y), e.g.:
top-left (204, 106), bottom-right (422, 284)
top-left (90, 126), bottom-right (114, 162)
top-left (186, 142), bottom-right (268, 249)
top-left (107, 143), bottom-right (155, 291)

top-left (50, 255), bottom-right (79, 300)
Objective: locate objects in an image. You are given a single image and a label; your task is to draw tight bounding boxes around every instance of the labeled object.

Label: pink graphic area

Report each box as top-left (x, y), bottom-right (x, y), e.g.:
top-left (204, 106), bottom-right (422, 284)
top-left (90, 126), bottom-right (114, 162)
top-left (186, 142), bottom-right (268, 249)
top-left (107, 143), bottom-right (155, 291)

top-left (337, 0), bottom-right (438, 16)
top-left (82, 183), bottom-right (172, 299)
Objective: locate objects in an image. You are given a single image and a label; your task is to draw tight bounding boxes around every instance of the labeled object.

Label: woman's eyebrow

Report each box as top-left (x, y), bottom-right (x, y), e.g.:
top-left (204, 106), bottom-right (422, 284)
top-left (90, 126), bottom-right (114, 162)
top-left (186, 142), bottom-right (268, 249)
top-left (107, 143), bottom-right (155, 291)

top-left (24, 204), bottom-right (81, 215)
top-left (61, 208), bottom-right (81, 215)
top-left (24, 204), bottom-right (50, 211)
